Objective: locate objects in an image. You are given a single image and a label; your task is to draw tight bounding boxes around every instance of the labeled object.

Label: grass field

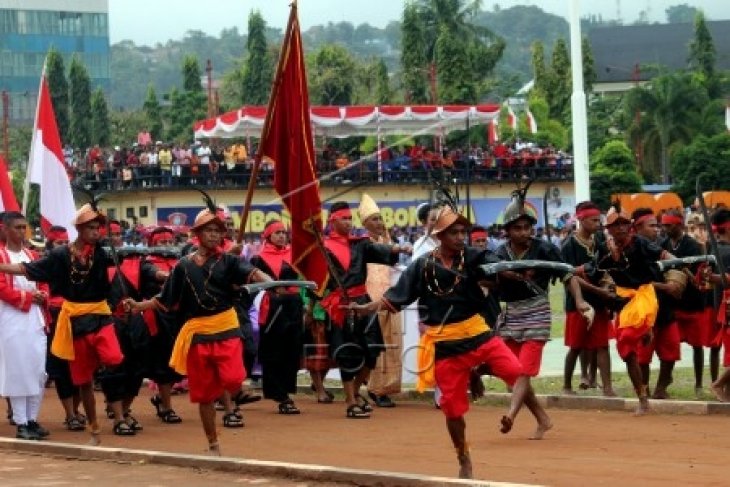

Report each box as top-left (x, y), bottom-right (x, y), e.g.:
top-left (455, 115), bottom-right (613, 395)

top-left (549, 283), bottom-right (565, 337)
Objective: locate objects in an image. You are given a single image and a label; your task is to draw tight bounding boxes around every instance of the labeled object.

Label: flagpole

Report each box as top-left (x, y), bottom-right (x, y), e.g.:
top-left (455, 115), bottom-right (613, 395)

top-left (22, 60), bottom-right (47, 215)
top-left (237, 2), bottom-right (298, 244)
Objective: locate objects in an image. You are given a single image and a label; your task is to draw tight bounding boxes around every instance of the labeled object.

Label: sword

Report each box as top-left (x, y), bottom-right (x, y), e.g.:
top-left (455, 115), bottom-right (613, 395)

top-left (242, 280), bottom-right (317, 294)
top-left (480, 260), bottom-right (575, 276)
top-left (655, 255), bottom-right (717, 272)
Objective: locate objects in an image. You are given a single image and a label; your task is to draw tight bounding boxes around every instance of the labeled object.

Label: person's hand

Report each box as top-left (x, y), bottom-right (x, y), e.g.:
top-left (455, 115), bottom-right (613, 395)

top-left (31, 290), bottom-right (47, 305)
top-left (346, 301), bottom-right (378, 317)
top-left (400, 243), bottom-right (413, 255)
top-left (228, 243), bottom-right (243, 256)
top-left (123, 298), bottom-right (139, 314)
top-left (303, 310), bottom-right (314, 327)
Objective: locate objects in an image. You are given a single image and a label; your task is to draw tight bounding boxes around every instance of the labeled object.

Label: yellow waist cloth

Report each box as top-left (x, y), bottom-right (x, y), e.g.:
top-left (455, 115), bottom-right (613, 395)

top-left (169, 307), bottom-right (239, 375)
top-left (52, 301), bottom-right (112, 361)
top-left (417, 314), bottom-right (490, 393)
top-left (615, 284), bottom-right (658, 329)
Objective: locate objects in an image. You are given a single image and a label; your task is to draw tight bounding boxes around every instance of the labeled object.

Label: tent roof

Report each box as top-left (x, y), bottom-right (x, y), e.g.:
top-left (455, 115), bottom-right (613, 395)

top-left (193, 104), bottom-right (500, 139)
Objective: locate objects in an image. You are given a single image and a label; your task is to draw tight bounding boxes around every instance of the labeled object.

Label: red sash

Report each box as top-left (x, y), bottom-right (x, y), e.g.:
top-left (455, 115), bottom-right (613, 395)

top-left (319, 284), bottom-right (368, 328)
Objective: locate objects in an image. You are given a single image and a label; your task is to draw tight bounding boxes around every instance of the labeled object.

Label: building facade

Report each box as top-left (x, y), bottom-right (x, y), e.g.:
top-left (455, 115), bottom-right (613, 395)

top-left (0, 0), bottom-right (110, 122)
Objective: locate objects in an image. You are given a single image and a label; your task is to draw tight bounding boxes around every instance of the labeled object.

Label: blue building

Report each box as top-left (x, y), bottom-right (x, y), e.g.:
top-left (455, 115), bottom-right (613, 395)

top-left (0, 0), bottom-right (110, 122)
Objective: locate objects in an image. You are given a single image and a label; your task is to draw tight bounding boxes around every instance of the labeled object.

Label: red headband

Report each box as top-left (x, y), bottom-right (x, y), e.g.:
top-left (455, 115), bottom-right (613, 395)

top-left (660, 214), bottom-right (684, 226)
top-left (151, 231), bottom-right (175, 246)
top-left (47, 229), bottom-right (69, 243)
top-left (576, 208), bottom-right (601, 220)
top-left (712, 222), bottom-right (730, 232)
top-left (329, 208), bottom-right (352, 221)
top-left (262, 221), bottom-right (286, 240)
top-left (632, 214), bottom-right (655, 227)
top-left (470, 230), bottom-right (488, 240)
top-left (109, 222), bottom-right (122, 234)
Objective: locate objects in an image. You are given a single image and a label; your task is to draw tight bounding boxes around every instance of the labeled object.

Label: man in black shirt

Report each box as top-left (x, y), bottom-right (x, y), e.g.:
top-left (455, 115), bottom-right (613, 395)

top-left (126, 205), bottom-right (272, 455)
top-left (351, 207), bottom-right (547, 479)
top-left (707, 208), bottom-right (730, 402)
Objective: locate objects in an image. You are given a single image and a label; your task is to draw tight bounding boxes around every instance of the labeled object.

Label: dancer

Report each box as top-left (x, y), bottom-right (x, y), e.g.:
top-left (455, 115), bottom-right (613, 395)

top-left (125, 198), bottom-right (273, 454)
top-left (350, 207), bottom-right (546, 479)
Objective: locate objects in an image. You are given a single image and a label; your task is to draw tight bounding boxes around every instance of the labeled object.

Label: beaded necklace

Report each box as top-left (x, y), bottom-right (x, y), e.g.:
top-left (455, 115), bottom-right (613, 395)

top-left (184, 251), bottom-right (223, 311)
top-left (69, 245), bottom-right (94, 284)
top-left (424, 247), bottom-right (464, 296)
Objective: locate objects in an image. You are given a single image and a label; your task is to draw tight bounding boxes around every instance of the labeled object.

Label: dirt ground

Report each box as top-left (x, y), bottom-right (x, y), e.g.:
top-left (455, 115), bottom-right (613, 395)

top-left (3, 388), bottom-right (729, 487)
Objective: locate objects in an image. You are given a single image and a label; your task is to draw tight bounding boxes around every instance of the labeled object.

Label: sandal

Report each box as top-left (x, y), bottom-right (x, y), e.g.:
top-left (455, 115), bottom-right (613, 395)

top-left (317, 395), bottom-right (334, 404)
top-left (233, 391), bottom-right (262, 406)
top-left (278, 400), bottom-right (301, 415)
top-left (356, 393), bottom-right (373, 413)
top-left (158, 409), bottom-right (182, 424)
top-left (214, 399), bottom-right (226, 411)
top-left (124, 412), bottom-right (143, 431)
top-left (112, 421), bottom-right (136, 436)
top-left (346, 404), bottom-right (370, 419)
top-left (222, 412), bottom-right (244, 428)
top-left (75, 413), bottom-right (87, 425)
top-left (64, 416), bottom-right (86, 431)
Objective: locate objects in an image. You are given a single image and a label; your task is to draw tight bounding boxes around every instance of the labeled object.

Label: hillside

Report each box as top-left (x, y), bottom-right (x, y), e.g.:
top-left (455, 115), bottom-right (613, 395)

top-left (110, 5), bottom-right (569, 109)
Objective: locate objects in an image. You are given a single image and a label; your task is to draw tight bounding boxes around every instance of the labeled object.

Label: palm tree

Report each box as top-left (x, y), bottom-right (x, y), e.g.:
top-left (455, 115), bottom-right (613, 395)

top-left (624, 73), bottom-right (707, 183)
top-left (413, 0), bottom-right (504, 103)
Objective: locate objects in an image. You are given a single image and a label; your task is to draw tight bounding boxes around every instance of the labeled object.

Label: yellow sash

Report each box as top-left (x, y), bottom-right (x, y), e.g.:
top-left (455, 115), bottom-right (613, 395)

top-left (417, 314), bottom-right (490, 392)
top-left (615, 284), bottom-right (658, 329)
top-left (169, 307), bottom-right (239, 374)
top-left (52, 301), bottom-right (112, 361)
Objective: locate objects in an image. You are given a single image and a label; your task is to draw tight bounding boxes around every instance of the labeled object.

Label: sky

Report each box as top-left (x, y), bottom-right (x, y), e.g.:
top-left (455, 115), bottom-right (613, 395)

top-left (109, 0), bottom-right (730, 46)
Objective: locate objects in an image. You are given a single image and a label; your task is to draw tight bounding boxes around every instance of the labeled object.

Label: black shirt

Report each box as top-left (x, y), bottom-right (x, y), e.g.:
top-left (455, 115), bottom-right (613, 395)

top-left (561, 233), bottom-right (610, 312)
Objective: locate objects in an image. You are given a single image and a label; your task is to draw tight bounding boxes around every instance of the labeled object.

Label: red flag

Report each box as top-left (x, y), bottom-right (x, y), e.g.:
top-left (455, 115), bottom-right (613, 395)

top-left (0, 155), bottom-right (20, 212)
top-left (487, 118), bottom-right (499, 146)
top-left (27, 72), bottom-right (77, 239)
top-left (260, 4), bottom-right (327, 293)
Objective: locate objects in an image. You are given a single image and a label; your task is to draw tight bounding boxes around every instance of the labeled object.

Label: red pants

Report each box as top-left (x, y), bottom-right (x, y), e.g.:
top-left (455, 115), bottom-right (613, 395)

top-left (504, 339), bottom-right (546, 377)
top-left (435, 338), bottom-right (523, 419)
top-left (722, 329), bottom-right (730, 368)
top-left (564, 310), bottom-right (611, 349)
top-left (675, 308), bottom-right (713, 348)
top-left (637, 322), bottom-right (681, 364)
top-left (69, 324), bottom-right (124, 386)
top-left (187, 338), bottom-right (246, 404)
top-left (615, 323), bottom-right (651, 361)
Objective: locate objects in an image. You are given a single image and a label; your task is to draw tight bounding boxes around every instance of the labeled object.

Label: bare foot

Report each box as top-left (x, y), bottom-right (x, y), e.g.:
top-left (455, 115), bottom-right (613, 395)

top-left (87, 429), bottom-right (101, 446)
top-left (652, 389), bottom-right (669, 400)
top-left (561, 388), bottom-right (577, 396)
top-left (578, 378), bottom-right (590, 390)
top-left (603, 388), bottom-right (617, 397)
top-left (208, 442), bottom-right (222, 456)
top-left (499, 415), bottom-right (513, 434)
top-left (457, 453), bottom-right (473, 479)
top-left (529, 420), bottom-right (553, 440)
top-left (634, 397), bottom-right (650, 416)
top-left (710, 383), bottom-right (730, 402)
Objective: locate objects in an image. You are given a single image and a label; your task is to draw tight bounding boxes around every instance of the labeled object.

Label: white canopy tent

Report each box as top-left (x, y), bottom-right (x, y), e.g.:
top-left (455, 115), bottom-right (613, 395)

top-left (193, 104), bottom-right (501, 139)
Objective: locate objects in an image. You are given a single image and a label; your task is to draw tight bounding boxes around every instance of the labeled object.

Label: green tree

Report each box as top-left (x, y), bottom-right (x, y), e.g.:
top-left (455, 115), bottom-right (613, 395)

top-left (582, 36), bottom-right (596, 94)
top-left (665, 4), bottom-right (699, 24)
top-left (374, 58), bottom-right (392, 104)
top-left (688, 11), bottom-right (719, 98)
top-left (414, 0), bottom-right (505, 103)
top-left (625, 72), bottom-right (707, 183)
top-left (531, 41), bottom-right (548, 96)
top-left (110, 109), bottom-right (148, 147)
top-left (68, 55), bottom-right (92, 149)
top-left (547, 38), bottom-right (571, 120)
top-left (90, 88), bottom-right (110, 147)
top-left (435, 25), bottom-right (475, 103)
top-left (589, 140), bottom-right (643, 210)
top-left (46, 48), bottom-right (70, 144)
top-left (671, 133), bottom-right (730, 201)
top-left (166, 57), bottom-right (207, 142)
top-left (401, 1), bottom-right (429, 103)
top-left (182, 55), bottom-right (203, 92)
top-left (143, 84), bottom-right (164, 140)
top-left (242, 10), bottom-right (273, 105)
top-left (308, 45), bottom-right (357, 105)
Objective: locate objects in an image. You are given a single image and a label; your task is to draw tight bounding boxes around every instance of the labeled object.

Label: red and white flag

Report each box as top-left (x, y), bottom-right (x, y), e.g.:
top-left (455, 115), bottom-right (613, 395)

top-left (525, 108), bottom-right (538, 134)
top-left (506, 104), bottom-right (517, 130)
top-left (25, 70), bottom-right (77, 239)
top-left (0, 155), bottom-right (20, 212)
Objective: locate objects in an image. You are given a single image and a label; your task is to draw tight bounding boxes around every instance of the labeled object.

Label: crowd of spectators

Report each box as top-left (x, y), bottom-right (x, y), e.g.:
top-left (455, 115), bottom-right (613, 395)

top-left (65, 137), bottom-right (573, 191)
